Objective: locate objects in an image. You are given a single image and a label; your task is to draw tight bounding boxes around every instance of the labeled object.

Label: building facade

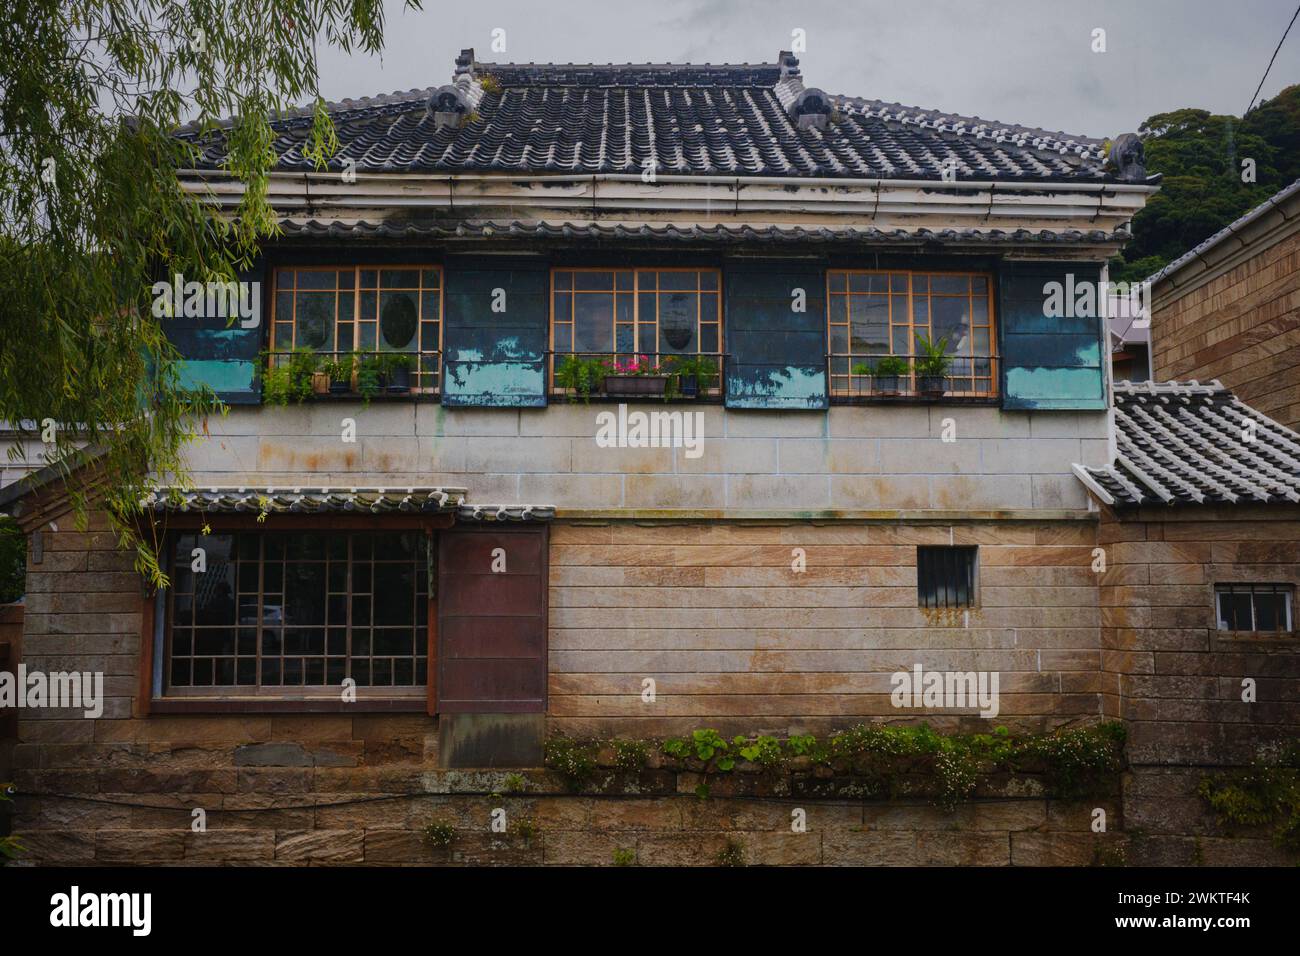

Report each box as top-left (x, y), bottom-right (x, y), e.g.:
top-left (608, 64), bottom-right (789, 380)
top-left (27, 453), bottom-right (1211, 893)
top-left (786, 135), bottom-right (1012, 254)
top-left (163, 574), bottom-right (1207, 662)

top-left (6, 52), bottom-right (1296, 866)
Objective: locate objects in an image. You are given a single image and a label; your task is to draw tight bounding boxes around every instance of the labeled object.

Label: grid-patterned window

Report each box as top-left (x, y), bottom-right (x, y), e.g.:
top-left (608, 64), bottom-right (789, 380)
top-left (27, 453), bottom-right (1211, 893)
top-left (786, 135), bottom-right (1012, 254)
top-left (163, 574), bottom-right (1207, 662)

top-left (917, 546), bottom-right (978, 609)
top-left (166, 531), bottom-right (428, 693)
top-left (550, 268), bottom-right (721, 382)
top-left (827, 270), bottom-right (997, 397)
top-left (1215, 584), bottom-right (1294, 633)
top-left (271, 267), bottom-right (442, 392)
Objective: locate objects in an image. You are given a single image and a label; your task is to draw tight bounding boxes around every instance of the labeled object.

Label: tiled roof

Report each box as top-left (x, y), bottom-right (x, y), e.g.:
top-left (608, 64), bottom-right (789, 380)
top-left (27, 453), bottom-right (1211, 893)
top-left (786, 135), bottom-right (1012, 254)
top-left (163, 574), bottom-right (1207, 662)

top-left (1074, 382), bottom-right (1300, 507)
top-left (275, 218), bottom-right (1127, 245)
top-left (141, 487), bottom-right (555, 521)
top-left (178, 49), bottom-right (1118, 184)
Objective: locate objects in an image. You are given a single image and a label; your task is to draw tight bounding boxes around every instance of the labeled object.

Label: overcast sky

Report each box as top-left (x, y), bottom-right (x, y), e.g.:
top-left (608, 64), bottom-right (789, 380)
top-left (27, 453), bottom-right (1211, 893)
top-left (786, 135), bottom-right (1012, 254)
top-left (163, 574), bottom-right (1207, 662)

top-left (311, 0), bottom-right (1300, 139)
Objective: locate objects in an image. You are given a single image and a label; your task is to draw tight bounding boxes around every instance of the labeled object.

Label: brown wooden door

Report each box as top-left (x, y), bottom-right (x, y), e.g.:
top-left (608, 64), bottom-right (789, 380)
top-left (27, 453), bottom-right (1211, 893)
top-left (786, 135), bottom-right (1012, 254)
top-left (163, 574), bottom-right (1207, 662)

top-left (437, 525), bottom-right (548, 713)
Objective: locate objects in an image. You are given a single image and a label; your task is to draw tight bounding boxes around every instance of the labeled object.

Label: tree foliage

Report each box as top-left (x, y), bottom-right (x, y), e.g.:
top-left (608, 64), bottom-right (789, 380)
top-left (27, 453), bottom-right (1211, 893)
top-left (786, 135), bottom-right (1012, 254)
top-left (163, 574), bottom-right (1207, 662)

top-left (0, 0), bottom-right (417, 585)
top-left (1110, 85), bottom-right (1300, 284)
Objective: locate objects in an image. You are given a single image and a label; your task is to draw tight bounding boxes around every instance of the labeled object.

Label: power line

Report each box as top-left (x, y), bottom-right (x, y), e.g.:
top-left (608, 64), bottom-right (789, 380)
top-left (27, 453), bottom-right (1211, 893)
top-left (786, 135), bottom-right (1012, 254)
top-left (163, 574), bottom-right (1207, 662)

top-left (1245, 2), bottom-right (1300, 116)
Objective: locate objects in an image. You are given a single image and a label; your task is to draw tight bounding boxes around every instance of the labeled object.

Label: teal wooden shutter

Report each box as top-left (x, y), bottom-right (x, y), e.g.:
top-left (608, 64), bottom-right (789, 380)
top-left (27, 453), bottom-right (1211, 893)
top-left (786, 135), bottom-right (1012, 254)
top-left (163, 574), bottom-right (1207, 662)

top-left (442, 258), bottom-right (548, 407)
top-left (162, 266), bottom-right (264, 405)
top-left (999, 261), bottom-right (1106, 410)
top-left (724, 259), bottom-right (828, 409)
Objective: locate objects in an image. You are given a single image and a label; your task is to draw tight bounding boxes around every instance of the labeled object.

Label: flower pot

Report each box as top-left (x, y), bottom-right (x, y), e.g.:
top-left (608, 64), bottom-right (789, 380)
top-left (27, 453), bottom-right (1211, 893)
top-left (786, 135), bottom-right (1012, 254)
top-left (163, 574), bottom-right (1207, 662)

top-left (678, 375), bottom-right (699, 399)
top-left (311, 371), bottom-right (330, 395)
top-left (329, 379), bottom-right (350, 395)
top-left (918, 375), bottom-right (947, 397)
top-left (386, 364), bottom-right (411, 394)
top-left (604, 374), bottom-right (668, 397)
top-left (874, 374), bottom-right (903, 396)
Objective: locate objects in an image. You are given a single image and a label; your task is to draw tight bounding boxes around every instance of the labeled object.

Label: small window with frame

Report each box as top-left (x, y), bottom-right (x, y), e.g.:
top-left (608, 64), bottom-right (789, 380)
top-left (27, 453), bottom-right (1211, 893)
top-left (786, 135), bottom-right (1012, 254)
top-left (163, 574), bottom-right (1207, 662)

top-left (917, 546), bottom-right (978, 609)
top-left (1214, 584), bottom-right (1294, 634)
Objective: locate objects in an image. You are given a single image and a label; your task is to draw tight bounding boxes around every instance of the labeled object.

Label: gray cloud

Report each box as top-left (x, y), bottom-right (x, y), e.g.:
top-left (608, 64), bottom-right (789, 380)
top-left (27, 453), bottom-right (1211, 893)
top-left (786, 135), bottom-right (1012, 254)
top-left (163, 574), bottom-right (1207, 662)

top-left (315, 0), bottom-right (1300, 138)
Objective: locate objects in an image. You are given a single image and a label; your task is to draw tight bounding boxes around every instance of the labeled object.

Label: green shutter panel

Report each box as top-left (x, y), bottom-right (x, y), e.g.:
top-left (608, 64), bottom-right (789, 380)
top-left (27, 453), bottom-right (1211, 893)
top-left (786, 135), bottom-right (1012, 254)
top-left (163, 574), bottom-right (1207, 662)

top-left (724, 260), bottom-right (828, 409)
top-left (999, 261), bottom-right (1106, 410)
top-left (162, 266), bottom-right (264, 405)
top-left (442, 258), bottom-right (548, 407)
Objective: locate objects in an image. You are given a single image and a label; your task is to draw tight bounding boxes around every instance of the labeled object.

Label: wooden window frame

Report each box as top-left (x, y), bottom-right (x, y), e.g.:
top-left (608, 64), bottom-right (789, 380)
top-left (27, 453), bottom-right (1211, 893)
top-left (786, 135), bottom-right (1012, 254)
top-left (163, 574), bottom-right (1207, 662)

top-left (270, 265), bottom-right (444, 394)
top-left (139, 513), bottom-right (450, 715)
top-left (826, 268), bottom-right (999, 399)
top-left (548, 266), bottom-right (723, 393)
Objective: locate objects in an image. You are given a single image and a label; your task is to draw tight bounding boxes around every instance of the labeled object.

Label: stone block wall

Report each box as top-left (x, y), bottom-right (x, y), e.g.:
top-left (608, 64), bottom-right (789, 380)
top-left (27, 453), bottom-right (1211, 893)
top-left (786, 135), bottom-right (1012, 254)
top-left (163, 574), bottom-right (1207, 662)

top-left (1098, 504), bottom-right (1300, 865)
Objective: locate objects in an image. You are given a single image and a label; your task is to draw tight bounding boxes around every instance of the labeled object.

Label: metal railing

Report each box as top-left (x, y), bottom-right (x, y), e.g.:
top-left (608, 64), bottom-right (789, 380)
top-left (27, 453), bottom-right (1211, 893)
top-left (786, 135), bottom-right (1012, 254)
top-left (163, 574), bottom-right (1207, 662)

top-left (264, 349), bottom-right (442, 396)
top-left (549, 351), bottom-right (726, 400)
top-left (827, 353), bottom-right (1000, 399)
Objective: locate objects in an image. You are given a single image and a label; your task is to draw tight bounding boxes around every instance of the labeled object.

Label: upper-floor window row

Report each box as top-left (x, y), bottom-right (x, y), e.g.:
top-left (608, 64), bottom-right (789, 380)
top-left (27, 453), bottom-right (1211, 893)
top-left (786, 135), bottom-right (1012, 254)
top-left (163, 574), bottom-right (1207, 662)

top-left (263, 264), bottom-right (1000, 401)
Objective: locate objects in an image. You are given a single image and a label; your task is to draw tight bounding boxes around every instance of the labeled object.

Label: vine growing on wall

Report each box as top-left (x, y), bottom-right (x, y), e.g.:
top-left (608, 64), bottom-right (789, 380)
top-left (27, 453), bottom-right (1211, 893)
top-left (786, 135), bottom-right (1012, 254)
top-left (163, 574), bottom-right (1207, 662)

top-left (1198, 739), bottom-right (1300, 853)
top-left (544, 722), bottom-right (1127, 812)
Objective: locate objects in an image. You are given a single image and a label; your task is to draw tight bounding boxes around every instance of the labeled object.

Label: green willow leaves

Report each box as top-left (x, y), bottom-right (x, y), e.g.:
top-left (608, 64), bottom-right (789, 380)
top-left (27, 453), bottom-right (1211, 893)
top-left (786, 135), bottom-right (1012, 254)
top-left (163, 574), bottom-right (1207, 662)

top-left (0, 0), bottom-right (419, 585)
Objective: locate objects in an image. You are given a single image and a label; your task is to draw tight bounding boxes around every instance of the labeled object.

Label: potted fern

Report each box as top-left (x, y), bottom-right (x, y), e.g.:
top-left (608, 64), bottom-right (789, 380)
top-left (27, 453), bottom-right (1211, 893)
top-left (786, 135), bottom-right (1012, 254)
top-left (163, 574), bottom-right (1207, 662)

top-left (322, 356), bottom-right (354, 395)
top-left (554, 355), bottom-right (608, 403)
top-left (668, 355), bottom-right (718, 399)
top-left (870, 355), bottom-right (911, 396)
top-left (913, 333), bottom-right (952, 398)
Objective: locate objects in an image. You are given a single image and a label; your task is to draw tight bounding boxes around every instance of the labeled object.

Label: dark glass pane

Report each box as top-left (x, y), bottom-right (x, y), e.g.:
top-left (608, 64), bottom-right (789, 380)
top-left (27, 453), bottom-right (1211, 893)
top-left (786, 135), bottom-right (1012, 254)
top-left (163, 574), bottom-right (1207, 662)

top-left (173, 630), bottom-right (192, 655)
top-left (931, 297), bottom-right (970, 352)
top-left (262, 659), bottom-right (281, 685)
top-left (284, 658), bottom-right (303, 685)
top-left (262, 629), bottom-right (282, 655)
top-left (574, 271), bottom-right (614, 291)
top-left (352, 595), bottom-right (372, 625)
top-left (379, 291), bottom-right (419, 349)
top-left (380, 269), bottom-right (420, 289)
top-left (351, 660), bottom-right (370, 686)
top-left (194, 568), bottom-right (236, 626)
top-left (930, 274), bottom-right (969, 295)
top-left (574, 294), bottom-right (614, 351)
top-left (216, 659), bottom-right (236, 685)
top-left (264, 537), bottom-right (285, 561)
top-left (238, 628), bottom-right (257, 655)
top-left (353, 629), bottom-right (371, 655)
top-left (170, 658), bottom-right (190, 687)
top-left (306, 659), bottom-right (325, 684)
top-left (237, 598), bottom-right (258, 625)
top-left (328, 594), bottom-right (347, 624)
top-left (304, 628), bottom-right (325, 656)
top-left (173, 596), bottom-right (193, 627)
top-left (329, 561), bottom-right (347, 592)
top-left (394, 658), bottom-right (414, 685)
top-left (327, 658), bottom-right (346, 684)
top-left (375, 628), bottom-right (413, 655)
top-left (194, 658), bottom-right (214, 685)
top-left (328, 628), bottom-right (347, 655)
top-left (554, 271), bottom-right (573, 291)
top-left (373, 659), bottom-right (392, 686)
top-left (295, 293), bottom-right (334, 349)
top-left (237, 659), bottom-right (257, 685)
top-left (297, 271), bottom-right (336, 291)
top-left (1254, 592), bottom-right (1284, 631)
top-left (238, 561), bottom-right (258, 594)
top-left (360, 269), bottom-right (378, 289)
top-left (284, 562), bottom-right (326, 625)
top-left (286, 535), bottom-right (325, 561)
top-left (373, 565), bottom-right (415, 626)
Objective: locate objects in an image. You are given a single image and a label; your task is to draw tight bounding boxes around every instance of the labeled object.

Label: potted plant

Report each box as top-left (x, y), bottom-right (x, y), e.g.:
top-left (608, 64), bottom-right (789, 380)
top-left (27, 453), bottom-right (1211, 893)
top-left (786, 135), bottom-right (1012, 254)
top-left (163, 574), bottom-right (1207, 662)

top-left (603, 355), bottom-right (669, 397)
top-left (554, 354), bottom-right (609, 403)
top-left (667, 355), bottom-right (718, 399)
top-left (870, 355), bottom-right (911, 396)
top-left (260, 347), bottom-right (319, 405)
top-left (355, 352), bottom-right (383, 401)
top-left (851, 361), bottom-right (872, 396)
top-left (321, 356), bottom-right (353, 395)
top-left (380, 352), bottom-right (415, 394)
top-left (913, 333), bottom-right (952, 398)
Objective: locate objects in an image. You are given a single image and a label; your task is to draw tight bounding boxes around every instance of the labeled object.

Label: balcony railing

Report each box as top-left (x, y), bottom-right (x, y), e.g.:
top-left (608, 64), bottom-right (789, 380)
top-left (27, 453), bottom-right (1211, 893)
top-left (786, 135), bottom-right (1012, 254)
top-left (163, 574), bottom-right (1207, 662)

top-left (264, 349), bottom-right (442, 398)
top-left (549, 351), bottom-right (726, 401)
top-left (828, 353), bottom-right (1000, 400)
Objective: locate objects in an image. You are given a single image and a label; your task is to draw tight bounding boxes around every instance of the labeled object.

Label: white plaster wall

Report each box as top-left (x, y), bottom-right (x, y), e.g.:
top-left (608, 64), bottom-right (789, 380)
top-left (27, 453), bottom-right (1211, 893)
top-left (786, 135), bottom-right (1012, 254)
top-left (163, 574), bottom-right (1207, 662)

top-left (178, 403), bottom-right (1109, 513)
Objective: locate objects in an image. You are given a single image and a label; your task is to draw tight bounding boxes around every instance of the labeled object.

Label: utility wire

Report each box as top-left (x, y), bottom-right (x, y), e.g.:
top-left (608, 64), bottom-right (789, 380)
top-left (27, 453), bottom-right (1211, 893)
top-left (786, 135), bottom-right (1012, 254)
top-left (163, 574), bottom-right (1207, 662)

top-left (1245, 2), bottom-right (1300, 116)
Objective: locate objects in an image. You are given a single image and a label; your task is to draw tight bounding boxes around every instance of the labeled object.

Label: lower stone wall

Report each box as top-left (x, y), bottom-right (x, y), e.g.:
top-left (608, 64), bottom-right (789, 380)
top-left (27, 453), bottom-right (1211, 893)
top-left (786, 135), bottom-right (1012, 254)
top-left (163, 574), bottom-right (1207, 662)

top-left (12, 758), bottom-right (1124, 866)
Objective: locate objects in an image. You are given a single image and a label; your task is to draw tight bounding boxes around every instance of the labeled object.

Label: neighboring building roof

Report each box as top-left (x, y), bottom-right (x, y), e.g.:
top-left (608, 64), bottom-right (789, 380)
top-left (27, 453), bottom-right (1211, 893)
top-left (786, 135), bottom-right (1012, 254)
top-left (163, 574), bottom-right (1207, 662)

top-left (178, 49), bottom-right (1125, 184)
top-left (1073, 381), bottom-right (1300, 507)
top-left (141, 487), bottom-right (555, 521)
top-left (1147, 177), bottom-right (1300, 290)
